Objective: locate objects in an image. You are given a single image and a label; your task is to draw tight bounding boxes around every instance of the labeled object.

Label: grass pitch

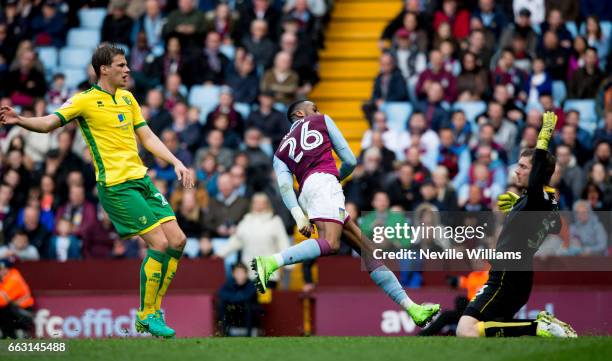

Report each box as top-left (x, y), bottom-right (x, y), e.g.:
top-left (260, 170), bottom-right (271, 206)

top-left (2, 336), bottom-right (611, 361)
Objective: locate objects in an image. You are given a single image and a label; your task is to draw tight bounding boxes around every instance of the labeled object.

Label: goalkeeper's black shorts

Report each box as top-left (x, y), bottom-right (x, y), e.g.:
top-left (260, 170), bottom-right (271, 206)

top-left (463, 270), bottom-right (533, 321)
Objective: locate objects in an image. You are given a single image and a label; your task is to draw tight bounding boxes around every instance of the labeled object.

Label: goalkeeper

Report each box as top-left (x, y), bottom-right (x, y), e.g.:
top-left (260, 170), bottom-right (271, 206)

top-left (456, 112), bottom-right (577, 338)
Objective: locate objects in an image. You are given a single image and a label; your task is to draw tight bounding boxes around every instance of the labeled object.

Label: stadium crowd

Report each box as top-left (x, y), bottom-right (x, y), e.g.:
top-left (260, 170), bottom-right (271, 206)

top-left (0, 0), bottom-right (610, 271)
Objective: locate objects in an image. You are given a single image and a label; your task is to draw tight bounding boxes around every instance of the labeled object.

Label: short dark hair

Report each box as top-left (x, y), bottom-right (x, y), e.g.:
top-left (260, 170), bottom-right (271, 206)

top-left (232, 262), bottom-right (248, 272)
top-left (520, 148), bottom-right (557, 184)
top-left (12, 228), bottom-right (27, 238)
top-left (451, 109), bottom-right (465, 117)
top-left (286, 100), bottom-right (308, 122)
top-left (480, 122), bottom-right (495, 131)
top-left (91, 44), bottom-right (125, 79)
top-left (585, 46), bottom-right (598, 55)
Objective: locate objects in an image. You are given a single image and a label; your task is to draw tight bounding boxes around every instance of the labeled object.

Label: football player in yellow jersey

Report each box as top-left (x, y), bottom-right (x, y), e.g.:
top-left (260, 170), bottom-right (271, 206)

top-left (1, 45), bottom-right (193, 338)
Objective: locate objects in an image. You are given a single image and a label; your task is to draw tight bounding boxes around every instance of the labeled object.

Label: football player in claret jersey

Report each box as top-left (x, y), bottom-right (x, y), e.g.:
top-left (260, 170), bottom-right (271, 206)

top-left (0, 44), bottom-right (194, 338)
top-left (252, 100), bottom-right (440, 327)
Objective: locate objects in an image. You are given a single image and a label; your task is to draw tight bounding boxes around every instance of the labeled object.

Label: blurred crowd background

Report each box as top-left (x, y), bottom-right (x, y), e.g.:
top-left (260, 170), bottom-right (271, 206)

top-left (0, 0), bottom-right (610, 269)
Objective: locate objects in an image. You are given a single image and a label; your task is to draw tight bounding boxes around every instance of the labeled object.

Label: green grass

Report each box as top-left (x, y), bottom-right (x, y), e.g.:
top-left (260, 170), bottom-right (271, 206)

top-left (2, 337), bottom-right (611, 361)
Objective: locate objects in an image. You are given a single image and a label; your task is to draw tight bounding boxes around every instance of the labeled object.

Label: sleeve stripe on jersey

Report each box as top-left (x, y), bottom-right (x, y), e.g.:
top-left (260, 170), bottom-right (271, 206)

top-left (54, 111), bottom-right (68, 126)
top-left (134, 122), bottom-right (148, 129)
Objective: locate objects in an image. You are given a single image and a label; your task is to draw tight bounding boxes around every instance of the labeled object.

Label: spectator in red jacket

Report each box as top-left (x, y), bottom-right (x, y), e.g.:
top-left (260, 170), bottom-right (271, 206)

top-left (5, 50), bottom-right (47, 107)
top-left (416, 49), bottom-right (457, 103)
top-left (433, 0), bottom-right (470, 41)
top-left (491, 48), bottom-right (527, 99)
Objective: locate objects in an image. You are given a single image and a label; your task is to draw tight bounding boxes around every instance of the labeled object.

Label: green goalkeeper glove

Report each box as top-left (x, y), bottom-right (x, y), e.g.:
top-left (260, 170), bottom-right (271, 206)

top-left (497, 191), bottom-right (520, 213)
top-left (537, 111), bottom-right (558, 150)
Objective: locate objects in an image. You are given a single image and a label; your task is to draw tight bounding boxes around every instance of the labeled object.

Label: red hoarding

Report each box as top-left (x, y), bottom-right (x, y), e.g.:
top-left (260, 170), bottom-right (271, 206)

top-left (33, 294), bottom-right (214, 338)
top-left (315, 289), bottom-right (612, 336)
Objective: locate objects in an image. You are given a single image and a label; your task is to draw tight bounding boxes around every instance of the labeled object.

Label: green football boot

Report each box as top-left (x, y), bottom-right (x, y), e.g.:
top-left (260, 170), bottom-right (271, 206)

top-left (407, 303), bottom-right (441, 327)
top-left (251, 256), bottom-right (278, 293)
top-left (536, 311), bottom-right (577, 338)
top-left (135, 313), bottom-right (176, 338)
top-left (135, 314), bottom-right (148, 333)
top-left (155, 310), bottom-right (167, 325)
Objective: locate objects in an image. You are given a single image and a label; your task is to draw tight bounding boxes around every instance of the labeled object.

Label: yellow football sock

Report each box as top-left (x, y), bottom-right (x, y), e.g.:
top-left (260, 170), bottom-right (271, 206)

top-left (138, 249), bottom-right (165, 318)
top-left (480, 321), bottom-right (537, 337)
top-left (155, 247), bottom-right (182, 310)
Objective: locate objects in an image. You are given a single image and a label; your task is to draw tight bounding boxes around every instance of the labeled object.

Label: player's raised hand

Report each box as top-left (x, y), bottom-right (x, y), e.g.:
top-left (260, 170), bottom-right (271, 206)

top-left (541, 111), bottom-right (558, 133)
top-left (174, 161), bottom-right (194, 189)
top-left (0, 106), bottom-right (20, 126)
top-left (537, 111), bottom-right (558, 150)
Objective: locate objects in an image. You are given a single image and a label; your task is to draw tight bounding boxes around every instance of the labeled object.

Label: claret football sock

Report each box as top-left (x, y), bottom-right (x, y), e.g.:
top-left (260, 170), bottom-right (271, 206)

top-left (155, 247), bottom-right (182, 311)
top-left (138, 249), bottom-right (166, 318)
top-left (479, 320), bottom-right (537, 337)
top-left (274, 238), bottom-right (332, 267)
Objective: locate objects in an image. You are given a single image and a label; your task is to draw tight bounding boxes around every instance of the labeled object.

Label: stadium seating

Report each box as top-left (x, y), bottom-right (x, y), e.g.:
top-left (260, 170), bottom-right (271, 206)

top-left (310, 0), bottom-right (404, 155)
top-left (602, 21), bottom-right (612, 36)
top-left (188, 85), bottom-right (221, 123)
top-left (452, 101), bottom-right (487, 128)
top-left (578, 21), bottom-right (612, 37)
top-left (234, 102), bottom-right (252, 120)
top-left (211, 238), bottom-right (238, 277)
top-left (564, 99), bottom-right (599, 135)
top-left (525, 101), bottom-right (544, 113)
top-left (37, 46), bottom-right (58, 74)
top-left (62, 68), bottom-right (87, 89)
top-left (273, 102), bottom-right (287, 113)
top-left (67, 28), bottom-right (101, 49)
top-left (59, 47), bottom-right (93, 69)
top-left (552, 81), bottom-right (567, 106)
top-left (78, 8), bottom-right (107, 30)
top-left (219, 44), bottom-right (236, 61)
top-left (566, 21), bottom-right (578, 38)
top-left (380, 102), bottom-right (412, 132)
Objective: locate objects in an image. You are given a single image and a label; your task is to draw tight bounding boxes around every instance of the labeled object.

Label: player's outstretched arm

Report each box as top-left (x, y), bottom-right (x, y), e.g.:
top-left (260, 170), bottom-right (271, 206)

top-left (273, 155), bottom-right (312, 237)
top-left (324, 115), bottom-right (357, 181)
top-left (0, 106), bottom-right (61, 133)
top-left (527, 111), bottom-right (558, 198)
top-left (135, 125), bottom-right (194, 188)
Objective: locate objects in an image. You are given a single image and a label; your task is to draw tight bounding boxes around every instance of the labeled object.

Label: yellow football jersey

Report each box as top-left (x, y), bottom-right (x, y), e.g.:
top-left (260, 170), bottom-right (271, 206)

top-left (54, 84), bottom-right (148, 187)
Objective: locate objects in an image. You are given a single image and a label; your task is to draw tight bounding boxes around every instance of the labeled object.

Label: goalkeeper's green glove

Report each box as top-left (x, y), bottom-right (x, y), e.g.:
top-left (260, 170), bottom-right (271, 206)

top-left (497, 191), bottom-right (520, 213)
top-left (537, 111), bottom-right (558, 150)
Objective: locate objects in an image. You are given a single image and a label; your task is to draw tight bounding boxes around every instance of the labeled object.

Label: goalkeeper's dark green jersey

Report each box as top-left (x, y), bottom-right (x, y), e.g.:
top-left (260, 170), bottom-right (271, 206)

top-left (493, 148), bottom-right (561, 269)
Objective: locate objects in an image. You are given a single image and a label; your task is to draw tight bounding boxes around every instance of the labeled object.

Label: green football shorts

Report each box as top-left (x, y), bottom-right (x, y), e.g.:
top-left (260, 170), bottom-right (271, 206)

top-left (97, 175), bottom-right (176, 239)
